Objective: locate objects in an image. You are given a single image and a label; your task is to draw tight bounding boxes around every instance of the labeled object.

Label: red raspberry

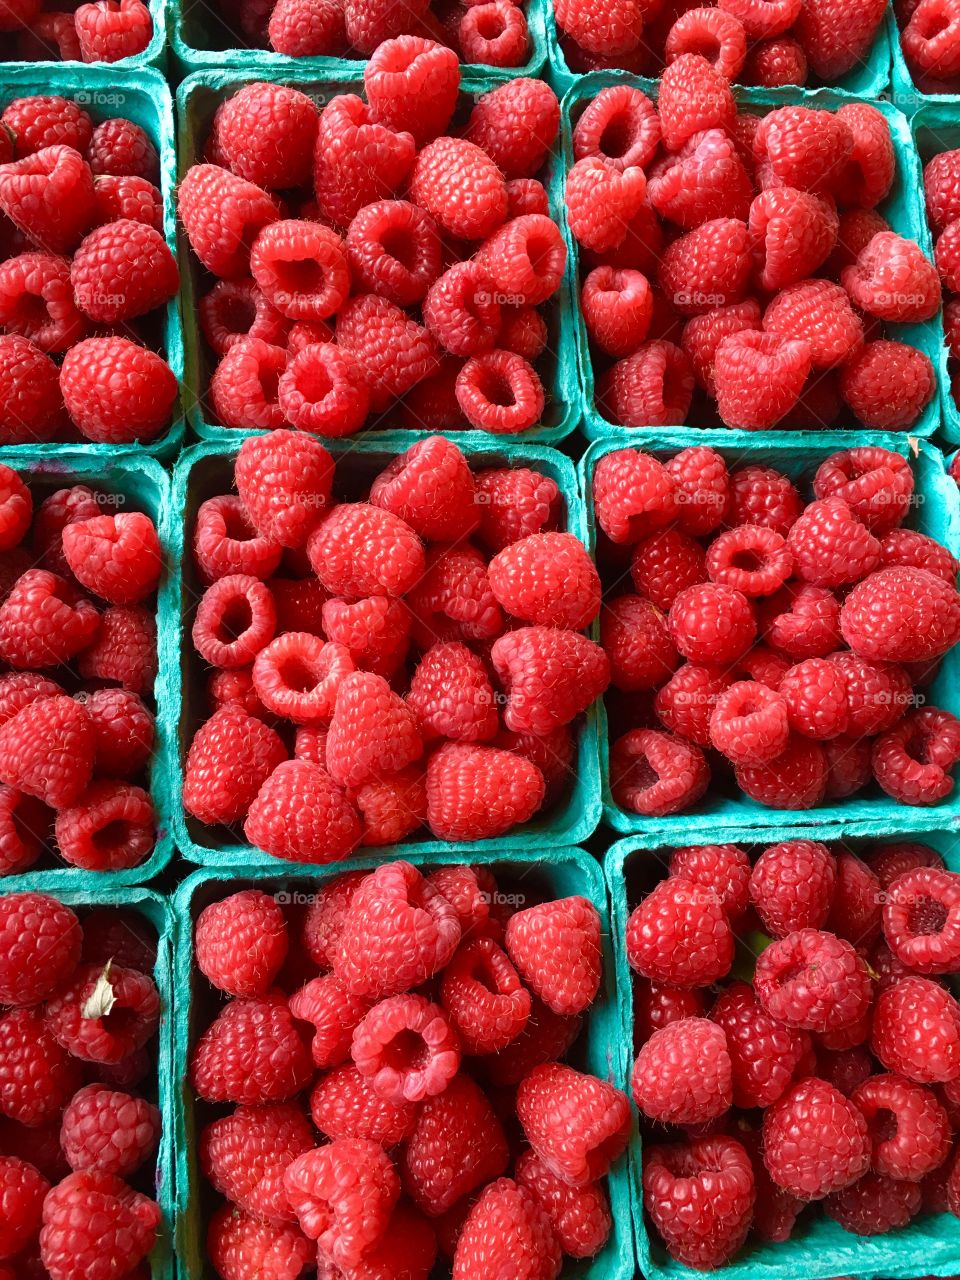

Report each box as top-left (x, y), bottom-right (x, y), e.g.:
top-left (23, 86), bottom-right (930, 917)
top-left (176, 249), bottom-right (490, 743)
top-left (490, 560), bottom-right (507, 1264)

top-left (347, 200), bottom-right (441, 309)
top-left (749, 840), bottom-right (836, 937)
top-left (0, 338), bottom-right (60, 442)
top-left (484, 997), bottom-right (582, 1087)
top-left (657, 54), bottom-right (736, 150)
top-left (680, 301), bottom-right (761, 398)
top-left (336, 293), bottom-right (439, 411)
top-left (0, 252), bottom-right (88, 353)
top-left (426, 742), bottom-right (545, 841)
top-left (0, 570), bottom-right (99, 668)
top-left (880, 528), bottom-right (959, 583)
top-left (706, 526), bottom-right (792, 598)
top-left (195, 890), bottom-right (287, 998)
top-left (310, 1062), bottom-right (415, 1149)
top-left (714, 330), bottom-right (812, 429)
top-left (494, 723), bottom-right (575, 809)
top-left (428, 865), bottom-right (497, 940)
top-left (54, 781), bottom-right (154, 871)
top-left (0, 146), bottom-right (95, 254)
top-left (17, 10), bottom-right (83, 58)
top-left (46, 961), bottom-right (159, 1062)
top-left (505, 178), bottom-right (550, 218)
top-left (488, 532), bottom-right (599, 631)
top-left (852, 1073), bottom-right (951, 1181)
top-left (573, 87), bottom-right (659, 173)
top-left (735, 732), bottom-right (828, 808)
top-left (456, 349), bottom-right (545, 433)
top-left (726, 464), bottom-right (802, 535)
top-left (762, 584), bottom-right (841, 658)
top-left (601, 594), bottom-right (679, 692)
top-left (763, 280), bottom-right (863, 371)
top-left (882, 867), bottom-right (960, 974)
top-left (215, 83), bottom-right (318, 191)
top-left (643, 1136), bottom-right (754, 1270)
top-left (823, 850), bottom-right (881, 943)
top-left (709, 680), bottom-right (789, 765)
top-left (762, 1077), bottom-right (869, 1199)
top-left (626, 876), bottom-right (733, 988)
top-left (664, 8), bottom-right (748, 79)
top-left (59, 1084), bottom-right (159, 1179)
top-left (658, 218), bottom-right (752, 319)
top-left (39, 1171), bottom-right (160, 1280)
top-left (779, 657), bottom-right (850, 739)
top-left (843, 231), bottom-right (941, 322)
top-left (206, 1206), bottom-right (313, 1280)
top-left (406, 544), bottom-right (502, 647)
top-left (291, 975), bottom-right (371, 1069)
top-left (62, 512), bottom-right (160, 607)
top-left (593, 449), bottom-right (678, 545)
top-left (873, 977), bottom-right (960, 1082)
top-left (813, 446), bottom-right (914, 535)
top-left (712, 981), bottom-right (812, 1109)
top-left (755, 106), bottom-right (853, 193)
top-left (74, 0), bottom-right (153, 60)
top-left (70, 219), bottom-right (177, 324)
top-left (749, 189), bottom-right (837, 293)
top-left (235, 429), bottom-right (333, 549)
top-left (408, 643), bottom-right (497, 744)
top-left (473, 467), bottom-right (560, 552)
top-left (87, 118), bottom-right (157, 182)
top-left (517, 1062), bottom-right (629, 1186)
top-left (60, 337), bottom-right (177, 444)
top-left (824, 1170), bottom-right (922, 1234)
top-left (458, 0), bottom-right (531, 65)
top-left (596, 340), bottom-right (694, 429)
top-left (743, 35), bottom-right (808, 82)
top-left (505, 896), bottom-right (600, 1018)
top-left (464, 80), bottom-right (558, 182)
top-left (408, 136), bottom-right (506, 243)
top-left (650, 129), bottom-right (752, 229)
top-left (755, 928), bottom-right (871, 1032)
top-left (201, 1101), bottom-right (314, 1225)
top-left (475, 213), bottom-right (567, 306)
top-left (927, 149), bottom-right (960, 234)
top-left (361, 37), bottom-right (458, 150)
top-left (717, 0), bottom-right (800, 35)
top-left (342, 0), bottom-right (428, 52)
top-left (178, 163), bottom-right (280, 279)
top-left (321, 596), bottom-right (409, 680)
top-left (284, 1139), bottom-right (399, 1269)
top-left (192, 574), bottom-right (276, 669)
top-left (210, 336), bottom-right (287, 432)
top-left (2, 96), bottom-right (91, 155)
top-left (423, 260), bottom-right (501, 357)
top-left (438, 937), bottom-right (530, 1053)
top-left (267, 0), bottom-right (346, 53)
top-left (300, 870), bottom-right (364, 970)
top-left (840, 338), bottom-right (935, 430)
top-left (326, 669), bottom-right (422, 788)
top-left (271, 579), bottom-right (329, 637)
top-left (183, 706), bottom-right (286, 827)
top-left (632, 1018), bottom-right (732, 1125)
top-left (515, 1149), bottom-right (611, 1258)
top-left (565, 157), bottom-right (647, 255)
top-left (581, 267), bottom-right (652, 358)
top-left (80, 907), bottom-right (155, 972)
top-left (795, 0), bottom-right (886, 76)
top-left (668, 582), bottom-right (756, 665)
top-left (665, 846), bottom-right (748, 922)
top-left (0, 1154), bottom-right (48, 1258)
top-left (611, 728), bottom-right (710, 816)
top-left (0, 892), bottom-right (80, 1006)
top-left (0, 468), bottom-right (29, 553)
top-left (311, 503), bottom-right (426, 602)
top-left (834, 102), bottom-right (896, 207)
top-left (192, 991), bottom-right (313, 1104)
top-left (194, 496), bottom-right (281, 585)
top-left (870, 841), bottom-right (944, 887)
top-left (738, 645), bottom-right (791, 688)
top-left (453, 1177), bottom-right (560, 1278)
top-left (0, 785), bottom-right (48, 877)
top-left (841, 566), bottom-right (960, 663)
top-left (0, 696), bottom-right (94, 809)
top-left (786, 497), bottom-right (881, 588)
top-left (199, 279), bottom-right (288, 356)
top-left (492, 627), bottom-right (609, 734)
top-left (250, 220), bottom-right (349, 324)
top-left (630, 528), bottom-right (707, 611)
top-left (369, 436), bottom-right (476, 543)
top-left (0, 1007), bottom-right (81, 1126)
top-left (251, 633), bottom-right (353, 724)
top-left (245, 759), bottom-right (362, 863)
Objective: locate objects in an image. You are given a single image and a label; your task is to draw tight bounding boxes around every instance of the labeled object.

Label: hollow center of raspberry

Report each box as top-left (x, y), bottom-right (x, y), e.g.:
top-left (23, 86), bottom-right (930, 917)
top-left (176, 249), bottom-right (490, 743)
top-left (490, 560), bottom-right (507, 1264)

top-left (98, 1001), bottom-right (138, 1035)
top-left (278, 657), bottom-right (320, 693)
top-left (223, 509), bottom-right (258, 542)
top-left (623, 754), bottom-right (659, 792)
top-left (219, 598), bottom-right (253, 641)
top-left (772, 958), bottom-right (808, 990)
top-left (382, 1028), bottom-right (428, 1073)
top-left (729, 548), bottom-right (765, 572)
top-left (526, 233), bottom-right (556, 279)
top-left (479, 373), bottom-right (517, 409)
top-left (271, 257), bottom-right (326, 299)
top-left (94, 819), bottom-right (135, 855)
top-left (683, 32), bottom-right (722, 62)
top-left (474, 9), bottom-right (506, 37)
top-left (916, 6), bottom-right (951, 39)
top-left (219, 296), bottom-right (256, 336)
top-left (869, 1108), bottom-right (898, 1144)
top-left (12, 293), bottom-right (50, 333)
top-left (380, 227), bottom-right (418, 272)
top-left (908, 895), bottom-right (948, 936)
top-left (597, 114), bottom-right (635, 162)
top-left (294, 364), bottom-right (334, 403)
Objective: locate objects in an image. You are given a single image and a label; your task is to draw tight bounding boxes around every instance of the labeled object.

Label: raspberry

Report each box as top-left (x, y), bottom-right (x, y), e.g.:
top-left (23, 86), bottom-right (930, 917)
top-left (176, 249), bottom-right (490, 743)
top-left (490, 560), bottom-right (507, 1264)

top-left (0, 892), bottom-right (80, 1007)
top-left (709, 680), bottom-right (789, 765)
top-left (476, 214), bottom-right (566, 307)
top-left (825, 1170), bottom-right (922, 1234)
top-left (596, 340), bottom-right (695, 429)
top-left (737, 645), bottom-right (791, 688)
top-left (880, 528), bottom-right (959, 582)
top-left (346, 202), bottom-right (441, 310)
top-left (70, 219), bottom-right (177, 324)
top-left (813, 447), bottom-right (914, 536)
top-left (726, 465), bottom-right (803, 535)
top-left (0, 785), bottom-right (48, 877)
top-left (786, 497), bottom-right (881, 589)
top-left (183, 706), bottom-right (286, 827)
top-left (927, 150), bottom-right (960, 234)
top-left (565, 157), bottom-right (647, 256)
top-left (235, 429), bottom-right (334, 549)
top-left (60, 337), bottom-right (177, 444)
top-left (714, 330), bottom-right (813, 429)
top-left (474, 467), bottom-right (560, 552)
top-left (0, 1007), bottom-right (81, 1126)
top-left (423, 261), bottom-right (499, 358)
top-left (250, 222), bottom-right (349, 326)
top-left (750, 190), bottom-right (837, 292)
top-left (336, 293), bottom-right (439, 411)
top-left (80, 908), bottom-right (155, 972)
top-left (368, 438), bottom-right (475, 544)
top-left (61, 512), bottom-right (161, 607)
top-left (350, 765), bottom-right (426, 846)
top-left (0, 146), bottom-right (95, 255)
top-left (630, 528), bottom-right (707, 611)
top-left (406, 545), bottom-right (502, 646)
top-left (581, 267), bottom-right (652, 358)
top-left (658, 218), bottom-right (752, 318)
top-left (453, 1178), bottom-right (560, 1279)
top-left (632, 1018), bottom-right (732, 1125)
top-left (795, 0), bottom-right (886, 76)
top-left (244, 759), bottom-right (362, 863)
top-left (593, 449), bottom-right (677, 544)
top-left (342, 0), bottom-right (428, 53)
top-left (268, 0), bottom-right (345, 53)
top-left (710, 981), bottom-right (811, 1109)
top-left (195, 890), bottom-right (287, 999)
top-left (484, 996), bottom-right (582, 1087)
top-left (851, 1073), bottom-right (951, 1182)
top-left (499, 304), bottom-right (547, 362)
top-left (657, 54), bottom-right (736, 151)
top-left (178, 164), bottom-right (279, 279)
top-left (492, 627), bottom-right (609, 734)
top-left (843, 232), bottom-right (941, 323)
top-left (762, 1077), bottom-right (870, 1199)
top-left (201, 1102), bottom-right (314, 1226)
top-left (326, 670), bottom-right (422, 788)
top-left (735, 733), bottom-right (829, 807)
top-left (650, 129), bottom-right (752, 230)
top-left (456, 349), bottom-right (545, 433)
top-left (601, 594), bottom-right (679, 692)
top-left (271, 579), bottom-right (329, 637)
top-left (39, 1171), bottom-right (160, 1280)
top-left (667, 581), bottom-right (756, 665)
top-left (706, 526), bottom-right (793, 598)
top-left (45, 960), bottom-right (159, 1063)
top-left (74, 0), bottom-right (153, 60)
top-left (0, 1154), bottom-right (48, 1259)
top-left (192, 574), bottom-right (276, 670)
top-left (464, 79), bottom-right (558, 181)
top-left (321, 596), bottom-right (410, 679)
top-left (426, 742), bottom-right (545, 841)
top-left (59, 1084), bottom-right (159, 1179)
top-left (17, 11), bottom-right (83, 59)
top-left (610, 728), bottom-right (710, 816)
top-left (92, 174), bottom-right (162, 230)
top-left (194, 497), bottom-right (281, 586)
top-left (664, 8), bottom-right (748, 79)
top-left (0, 336), bottom-right (59, 443)
top-left (0, 571), bottom-right (98, 669)
top-left (718, 0), bottom-right (800, 35)
top-left (488, 532), bottom-right (599, 631)
top-left (667, 845), bottom-right (750, 921)
top-left (2, 97), bottom-right (92, 156)
top-left (626, 876), bottom-right (733, 988)
top-left (438, 937), bottom-right (530, 1053)
top-left (192, 991), bottom-right (313, 1105)
top-left (314, 96), bottom-right (416, 231)
top-left (54, 781), bottom-right (155, 871)
top-left (408, 643), bottom-right (497, 744)
top-left (209, 336), bottom-right (287, 432)
top-left (0, 252), bottom-right (87, 353)
top-left (0, 696), bottom-right (94, 809)
top-left (763, 280), bottom-right (863, 371)
top-left (756, 106), bottom-right (853, 193)
top-left (200, 280), bottom-right (288, 356)
top-left (834, 103), bottom-right (896, 208)
top-left (301, 871), bottom-right (365, 969)
top-left (743, 36), bottom-right (808, 84)
top-left (642, 1137), bottom-right (754, 1270)
top-left (515, 1150), bottom-right (611, 1258)
top-left (407, 136), bottom-right (507, 243)
top-left (87, 118), bottom-right (157, 182)
top-left (504, 896), bottom-right (600, 1018)
top-left (206, 1206), bottom-right (313, 1280)
top-left (841, 566), bottom-right (960, 662)
top-left (874, 707), bottom-right (960, 805)
top-left (881, 866), bottom-right (960, 975)
top-left (748, 840), bottom-right (835, 937)
top-left (363, 37), bottom-right (458, 150)
top-left (779, 657), bottom-right (850, 739)
top-left (681, 301), bottom-right (761, 397)
top-left (284, 1138), bottom-right (400, 1268)
top-left (870, 841), bottom-right (944, 888)
top-left (252, 633), bottom-right (353, 724)
top-left (459, 0), bottom-right (531, 65)
top-left (0, 469), bottom-right (30, 554)
top-left (517, 1062), bottom-right (629, 1186)
top-left (290, 974), bottom-right (370, 1069)
top-left (755, 929), bottom-right (871, 1032)
top-left (873, 977), bottom-right (960, 1082)
top-left (839, 339), bottom-right (935, 430)
top-left (310, 1063), bottom-right (415, 1149)
top-left (215, 83), bottom-right (318, 190)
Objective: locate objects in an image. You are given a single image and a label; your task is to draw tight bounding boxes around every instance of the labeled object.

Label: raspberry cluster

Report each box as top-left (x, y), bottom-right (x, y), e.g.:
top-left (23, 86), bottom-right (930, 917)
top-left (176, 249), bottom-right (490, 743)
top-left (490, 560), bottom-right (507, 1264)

top-left (203, 0), bottom-right (532, 66)
top-left (0, 94), bottom-right (178, 446)
top-left (555, 0), bottom-right (886, 84)
top-left (567, 81), bottom-right (938, 434)
top-left (594, 443), bottom-right (960, 815)
top-left (0, 0), bottom-right (152, 61)
top-left (190, 862), bottom-right (629, 1277)
top-left (0, 891), bottom-right (162, 1278)
top-left (0, 463), bottom-right (161, 875)
top-left (179, 63), bottom-right (566, 438)
top-left (898, 0), bottom-right (960, 92)
top-left (182, 430), bottom-right (608, 856)
top-left (628, 839), bottom-right (960, 1269)
top-left (925, 147), bottom-right (960, 419)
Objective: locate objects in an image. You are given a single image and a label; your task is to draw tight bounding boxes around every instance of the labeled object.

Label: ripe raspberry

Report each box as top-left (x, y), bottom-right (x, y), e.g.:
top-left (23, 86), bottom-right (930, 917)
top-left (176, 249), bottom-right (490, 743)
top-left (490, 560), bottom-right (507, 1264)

top-left (870, 841), bottom-right (944, 888)
top-left (824, 1170), bottom-right (922, 1234)
top-left (408, 643), bottom-right (497, 744)
top-left (368, 437), bottom-right (475, 543)
top-left (657, 54), bottom-right (736, 150)
top-left (0, 892), bottom-right (80, 1007)
top-left (70, 219), bottom-right (177, 324)
top-left (45, 960), bottom-right (159, 1063)
top-left (284, 1138), bottom-right (399, 1269)
top-left (504, 896), bottom-right (600, 1018)
top-left (476, 214), bottom-right (567, 308)
top-left (880, 528), bottom-right (959, 582)
top-left (632, 1018), bottom-right (732, 1125)
top-left (834, 103), bottom-right (896, 207)
top-left (39, 1171), bottom-right (160, 1280)
top-left (194, 496), bottom-right (281, 586)
top-left (755, 929), bottom-right (871, 1032)
top-left (60, 337), bottom-right (177, 444)
top-left (738, 645), bottom-right (791, 688)
top-left (680, 301), bottom-right (761, 398)
top-left (839, 339), bottom-right (935, 430)
top-left (0, 336), bottom-right (61, 443)
top-left (456, 349), bottom-right (545, 433)
top-left (714, 330), bottom-right (812, 430)
top-left (199, 279), bottom-right (288, 356)
top-left (244, 759), bottom-right (361, 864)
top-left (250, 221), bottom-right (349, 325)
top-left (581, 267), bottom-right (652, 358)
top-left (182, 706), bottom-right (286, 827)
top-left (316, 93), bottom-right (417, 230)
top-left (881, 866), bottom-right (960, 974)
top-left (309, 1063), bottom-right (415, 1150)
top-left (438, 937), bottom-right (530, 1054)
top-left (0, 570), bottom-right (93, 664)
top-left (326, 669), bottom-right (421, 788)
top-left (192, 574), bottom-right (276, 669)
top-left (267, 0), bottom-right (345, 52)
top-left (565, 157), bottom-right (647, 257)
top-left (668, 582), bottom-right (756, 664)
top-left (750, 189), bottom-right (839, 294)
top-left (2, 96), bottom-right (91, 155)
top-left (206, 1206), bottom-right (313, 1280)
top-left (665, 846), bottom-right (748, 923)
top-left (492, 627), bottom-right (610, 734)
top-left (517, 1062), bottom-right (630, 1187)
top-left (658, 217), bottom-right (752, 318)
top-left (346, 202), bottom-right (441, 310)
top-left (0, 1154), bottom-right (48, 1259)
top-left (192, 992), bottom-right (312, 1105)
top-left (406, 544), bottom-right (502, 647)
top-left (664, 7), bottom-right (748, 79)
top-left (61, 512), bottom-right (160, 606)
top-left (762, 584), bottom-right (840, 660)
top-left (458, 0), bottom-right (531, 66)
top-left (0, 696), bottom-right (94, 809)
top-left (843, 231), bottom-right (941, 323)
top-left (852, 1073), bottom-right (951, 1182)
top-left (786, 498), bottom-right (881, 588)
top-left (80, 907), bottom-right (155, 972)
top-left (630, 528), bottom-right (707, 611)
top-left (341, 0), bottom-right (428, 52)
top-left (320, 595), bottom-right (409, 680)
top-left (611, 728), bottom-right (710, 816)
top-left (0, 252), bottom-right (87, 353)
top-left (453, 1178), bottom-right (560, 1279)
top-left (626, 876), bottom-right (733, 988)
top-left (813, 446), bottom-right (914, 535)
top-left (17, 10), bottom-right (83, 59)
top-left (351, 992), bottom-right (459, 1105)
top-left (643, 1137), bottom-right (754, 1270)
top-left (709, 680), bottom-right (789, 765)
top-left (592, 448), bottom-right (677, 545)
top-left (743, 35), bottom-right (808, 84)
top-left (650, 128), bottom-right (752, 229)
top-left (464, 79), bottom-right (558, 181)
top-left (362, 37), bottom-right (458, 149)
top-left (749, 840), bottom-right (836, 937)
top-left (779, 657), bottom-right (850, 739)
top-left (711, 981), bottom-right (812, 1110)
top-left (74, 0), bottom-right (153, 61)
top-left (77, 604), bottom-right (157, 695)
top-left (216, 83), bottom-right (318, 190)
top-left (0, 470), bottom-right (29, 555)
top-left (872, 977), bottom-right (960, 1083)
top-left (209, 336), bottom-right (287, 431)
top-left (336, 293), bottom-right (439, 411)
top-left (234, 429), bottom-right (333, 550)
top-left (426, 742), bottom-right (546, 841)
top-left (87, 117), bottom-right (157, 182)
top-left (735, 733), bottom-right (829, 808)
top-left (596, 340), bottom-right (694, 429)
top-left (755, 106), bottom-right (853, 193)
top-left (0, 1006), bottom-right (80, 1128)
top-left (407, 136), bottom-right (506, 243)
top-left (601, 594), bottom-right (679, 692)
top-left (515, 1149), bottom-right (610, 1258)
top-left (0, 146), bottom-right (95, 255)
top-left (505, 177), bottom-right (549, 216)
top-left (423, 260), bottom-right (501, 357)
top-left (762, 1077), bottom-right (870, 1199)
top-left (195, 890), bottom-right (287, 998)
top-left (844, 566), bottom-right (960, 664)
top-left (177, 164), bottom-right (279, 279)
top-left (927, 149), bottom-right (960, 234)
top-left (290, 974), bottom-right (370, 1069)
top-left (201, 1101), bottom-right (314, 1226)
top-left (252, 633), bottom-right (353, 725)
top-left (488, 532), bottom-right (599, 631)
top-left (706, 526), bottom-right (793, 598)
top-left (794, 0), bottom-right (886, 77)
top-left (726, 464), bottom-right (802, 535)
top-left (59, 1084), bottom-right (159, 1179)
top-left (54, 781), bottom-right (154, 871)
top-left (473, 466), bottom-right (560, 552)
top-left (763, 280), bottom-right (863, 372)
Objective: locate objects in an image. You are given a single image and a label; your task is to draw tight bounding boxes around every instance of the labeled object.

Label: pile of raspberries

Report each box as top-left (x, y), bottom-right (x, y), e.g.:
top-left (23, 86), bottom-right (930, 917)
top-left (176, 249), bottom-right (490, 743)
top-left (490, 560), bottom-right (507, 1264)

top-left (554, 0), bottom-right (886, 83)
top-left (0, 463), bottom-right (160, 875)
top-left (0, 94), bottom-right (178, 446)
top-left (898, 0), bottom-right (960, 92)
top-left (206, 0), bottom-right (533, 66)
top-left (182, 429), bottom-right (609, 856)
top-left (190, 861), bottom-right (628, 1277)
top-left (594, 444), bottom-right (960, 814)
top-left (178, 58), bottom-right (566, 438)
top-left (0, 0), bottom-right (153, 62)
top-left (628, 838), bottom-right (960, 1269)
top-left (926, 146), bottom-right (960, 413)
top-left (0, 892), bottom-right (163, 1279)
top-left (566, 78), bottom-right (939, 434)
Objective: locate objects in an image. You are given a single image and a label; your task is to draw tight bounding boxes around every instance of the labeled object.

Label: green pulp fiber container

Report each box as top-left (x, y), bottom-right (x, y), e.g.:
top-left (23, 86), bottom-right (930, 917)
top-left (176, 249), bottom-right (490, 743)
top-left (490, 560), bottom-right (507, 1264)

top-left (0, 64), bottom-right (184, 459)
top-left (581, 433), bottom-right (960, 841)
top-left (175, 66), bottom-right (579, 449)
top-left (606, 827), bottom-right (960, 1280)
top-left (171, 848), bottom-right (635, 1280)
top-left (0, 449), bottom-right (176, 889)
top-left (559, 71), bottom-right (946, 446)
top-left (170, 0), bottom-right (547, 80)
top-left (912, 101), bottom-right (960, 446)
top-left (0, 884), bottom-right (178, 1278)
top-left (546, 0), bottom-right (892, 98)
top-left (167, 436), bottom-right (602, 870)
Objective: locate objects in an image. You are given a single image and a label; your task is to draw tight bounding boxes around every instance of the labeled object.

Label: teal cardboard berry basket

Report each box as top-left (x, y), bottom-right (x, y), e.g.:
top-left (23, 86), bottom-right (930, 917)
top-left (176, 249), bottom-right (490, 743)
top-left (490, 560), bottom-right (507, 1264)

top-left (605, 827), bottom-right (960, 1280)
top-left (175, 66), bottom-right (579, 450)
top-left (581, 433), bottom-right (960, 841)
top-left (559, 71), bottom-right (946, 447)
top-left (170, 0), bottom-right (547, 80)
top-left (0, 449), bottom-right (176, 889)
top-left (171, 848), bottom-right (634, 1280)
top-left (545, 1), bottom-right (892, 99)
top-left (0, 884), bottom-right (178, 1278)
top-left (0, 64), bottom-right (184, 459)
top-left (167, 437), bottom-right (602, 870)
